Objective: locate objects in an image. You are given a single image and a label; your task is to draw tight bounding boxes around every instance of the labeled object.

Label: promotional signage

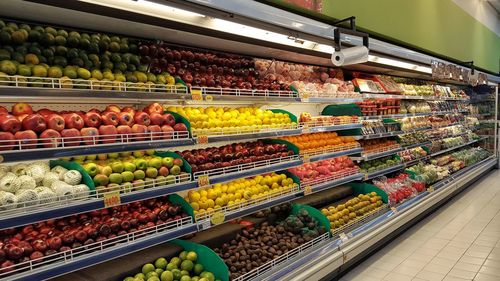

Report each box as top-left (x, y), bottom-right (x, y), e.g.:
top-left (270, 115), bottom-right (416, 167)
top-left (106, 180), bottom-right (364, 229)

top-left (431, 60), bottom-right (487, 85)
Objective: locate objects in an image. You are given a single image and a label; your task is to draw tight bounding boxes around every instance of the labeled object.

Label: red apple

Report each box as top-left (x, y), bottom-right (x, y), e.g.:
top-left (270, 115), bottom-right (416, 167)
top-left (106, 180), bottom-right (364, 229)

top-left (173, 123), bottom-right (188, 132)
top-left (144, 103), bottom-right (163, 115)
top-left (30, 251), bottom-right (44, 262)
top-left (12, 103), bottom-right (33, 116)
top-left (22, 114), bottom-right (46, 133)
top-left (99, 125), bottom-right (117, 144)
top-left (117, 125), bottom-right (132, 141)
top-left (60, 128), bottom-right (81, 147)
top-left (134, 111), bottom-right (153, 128)
top-left (149, 112), bottom-right (164, 126)
top-left (88, 108), bottom-right (101, 114)
top-left (131, 124), bottom-right (147, 141)
top-left (118, 112), bottom-right (134, 126)
top-left (161, 125), bottom-right (174, 139)
top-left (101, 111), bottom-right (119, 126)
top-left (147, 125), bottom-right (162, 140)
top-left (37, 108), bottom-right (53, 117)
top-left (0, 132), bottom-right (15, 151)
top-left (80, 127), bottom-right (99, 145)
top-left (162, 113), bottom-right (176, 127)
top-left (83, 112), bottom-right (102, 128)
top-left (158, 166), bottom-right (169, 176)
top-left (14, 130), bottom-right (37, 149)
top-left (47, 237), bottom-right (62, 250)
top-left (122, 107), bottom-right (136, 115)
top-left (31, 239), bottom-right (48, 253)
top-left (45, 114), bottom-right (65, 132)
top-left (0, 115), bottom-right (21, 133)
top-left (64, 113), bottom-right (84, 130)
top-left (40, 129), bottom-right (61, 148)
top-left (105, 105), bottom-right (121, 113)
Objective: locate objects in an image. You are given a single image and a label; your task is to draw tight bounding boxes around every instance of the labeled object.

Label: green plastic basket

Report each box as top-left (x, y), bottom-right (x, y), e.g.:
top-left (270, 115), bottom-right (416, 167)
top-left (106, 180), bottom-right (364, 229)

top-left (291, 203), bottom-right (331, 237)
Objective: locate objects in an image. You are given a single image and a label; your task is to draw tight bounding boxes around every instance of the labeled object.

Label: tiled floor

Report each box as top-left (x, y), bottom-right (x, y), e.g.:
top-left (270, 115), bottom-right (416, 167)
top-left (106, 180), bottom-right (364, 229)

top-left (340, 169), bottom-right (500, 281)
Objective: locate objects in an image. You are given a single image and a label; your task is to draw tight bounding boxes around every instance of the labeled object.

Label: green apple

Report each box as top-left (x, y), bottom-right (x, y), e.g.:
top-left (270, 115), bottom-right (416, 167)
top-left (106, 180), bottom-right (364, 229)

top-left (122, 171), bottom-right (134, 182)
top-left (107, 183), bottom-right (120, 192)
top-left (146, 271), bottom-right (158, 279)
top-left (134, 169), bottom-right (146, 180)
top-left (179, 251), bottom-right (188, 261)
top-left (180, 270), bottom-right (189, 276)
top-left (133, 151), bottom-right (145, 158)
top-left (170, 257), bottom-right (181, 268)
top-left (148, 276), bottom-right (160, 281)
top-left (191, 277), bottom-right (200, 281)
top-left (135, 273), bottom-right (146, 280)
top-left (84, 163), bottom-right (99, 177)
top-left (169, 165), bottom-right (181, 175)
top-left (124, 162), bottom-right (136, 172)
top-left (171, 269), bottom-right (181, 281)
top-left (155, 257), bottom-right (168, 269)
top-left (148, 157), bottom-right (162, 169)
top-left (101, 166), bottom-right (113, 176)
top-left (160, 271), bottom-right (173, 281)
top-left (200, 272), bottom-right (214, 281)
top-left (111, 161), bottom-right (124, 173)
top-left (146, 167), bottom-right (158, 178)
top-left (186, 252), bottom-right (197, 262)
top-left (97, 154), bottom-right (108, 160)
top-left (146, 149), bottom-right (155, 156)
top-left (93, 174), bottom-right (109, 186)
top-left (179, 276), bottom-right (190, 281)
top-left (134, 159), bottom-right (148, 170)
top-left (155, 269), bottom-right (164, 276)
top-left (193, 263), bottom-right (203, 275)
top-left (166, 263), bottom-right (177, 271)
top-left (122, 182), bottom-right (133, 193)
top-left (132, 179), bottom-right (145, 190)
top-left (162, 157), bottom-right (174, 168)
top-left (86, 154), bottom-right (97, 161)
top-left (108, 152), bottom-right (119, 159)
top-left (156, 175), bottom-right (167, 186)
top-left (142, 264), bottom-right (155, 275)
top-left (165, 175), bottom-right (176, 185)
top-left (73, 155), bottom-right (86, 161)
top-left (173, 158), bottom-right (183, 167)
top-left (119, 151), bottom-right (132, 157)
top-left (180, 260), bottom-right (193, 271)
top-left (109, 173), bottom-right (123, 184)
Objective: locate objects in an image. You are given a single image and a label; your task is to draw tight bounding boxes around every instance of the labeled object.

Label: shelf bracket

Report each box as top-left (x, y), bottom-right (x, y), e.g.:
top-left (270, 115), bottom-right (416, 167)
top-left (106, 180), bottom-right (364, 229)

top-left (464, 61), bottom-right (474, 75)
top-left (332, 16), bottom-right (369, 52)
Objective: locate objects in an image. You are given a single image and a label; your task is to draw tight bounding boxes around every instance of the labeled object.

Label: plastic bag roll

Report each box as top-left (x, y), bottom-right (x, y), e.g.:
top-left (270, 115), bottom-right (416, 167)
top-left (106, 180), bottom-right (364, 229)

top-left (331, 46), bottom-right (369, 66)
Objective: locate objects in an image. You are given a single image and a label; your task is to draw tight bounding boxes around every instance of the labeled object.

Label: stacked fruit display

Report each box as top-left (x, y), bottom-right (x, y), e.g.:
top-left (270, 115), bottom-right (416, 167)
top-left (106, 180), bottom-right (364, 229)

top-left (139, 41), bottom-right (290, 91)
top-left (359, 156), bottom-right (401, 174)
top-left (165, 106), bottom-right (295, 136)
top-left (428, 114), bottom-right (464, 128)
top-left (178, 141), bottom-right (293, 174)
top-left (400, 84), bottom-right (433, 96)
top-left (399, 100), bottom-right (431, 114)
top-left (360, 139), bottom-right (400, 154)
top-left (0, 102), bottom-right (188, 151)
top-left (357, 99), bottom-right (400, 116)
top-left (289, 156), bottom-right (358, 183)
top-left (185, 173), bottom-right (297, 217)
top-left (212, 208), bottom-right (326, 280)
top-left (125, 250), bottom-right (219, 281)
top-left (372, 173), bottom-right (425, 205)
top-left (398, 116), bottom-right (431, 131)
top-left (397, 132), bottom-right (427, 147)
top-left (0, 161), bottom-right (88, 210)
top-left (71, 151), bottom-right (188, 194)
top-left (320, 192), bottom-right (384, 231)
top-left (361, 120), bottom-right (400, 135)
top-left (398, 147), bottom-right (428, 162)
top-left (451, 147), bottom-right (490, 166)
top-left (281, 132), bottom-right (358, 154)
top-left (298, 113), bottom-right (358, 126)
top-left (0, 196), bottom-right (188, 272)
top-left (0, 20), bottom-right (181, 90)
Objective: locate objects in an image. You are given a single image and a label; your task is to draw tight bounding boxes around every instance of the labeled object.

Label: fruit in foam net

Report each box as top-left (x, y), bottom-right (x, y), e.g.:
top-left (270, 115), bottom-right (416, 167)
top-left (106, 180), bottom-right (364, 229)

top-left (321, 192), bottom-right (384, 230)
top-left (185, 173), bottom-right (296, 216)
top-left (166, 106), bottom-right (295, 135)
top-left (282, 132), bottom-right (358, 153)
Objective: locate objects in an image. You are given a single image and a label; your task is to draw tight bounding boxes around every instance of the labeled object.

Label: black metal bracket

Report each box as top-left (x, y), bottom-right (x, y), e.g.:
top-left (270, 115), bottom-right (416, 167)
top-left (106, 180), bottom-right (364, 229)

top-left (464, 61), bottom-right (474, 75)
top-left (332, 16), bottom-right (369, 51)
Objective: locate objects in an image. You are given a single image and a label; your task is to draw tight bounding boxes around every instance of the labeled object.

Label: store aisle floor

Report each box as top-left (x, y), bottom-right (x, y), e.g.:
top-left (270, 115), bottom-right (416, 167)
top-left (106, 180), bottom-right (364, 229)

top-left (340, 169), bottom-right (500, 281)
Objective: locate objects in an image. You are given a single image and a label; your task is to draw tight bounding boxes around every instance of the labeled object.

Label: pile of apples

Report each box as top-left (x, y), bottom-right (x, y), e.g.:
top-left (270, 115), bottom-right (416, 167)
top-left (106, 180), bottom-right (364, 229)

top-left (71, 151), bottom-right (188, 194)
top-left (185, 173), bottom-right (297, 216)
top-left (166, 106), bottom-right (295, 135)
top-left (0, 196), bottom-right (188, 272)
top-left (281, 132), bottom-right (358, 153)
top-left (178, 141), bottom-right (293, 173)
top-left (289, 156), bottom-right (359, 183)
top-left (0, 102), bottom-right (188, 151)
top-left (138, 42), bottom-right (291, 91)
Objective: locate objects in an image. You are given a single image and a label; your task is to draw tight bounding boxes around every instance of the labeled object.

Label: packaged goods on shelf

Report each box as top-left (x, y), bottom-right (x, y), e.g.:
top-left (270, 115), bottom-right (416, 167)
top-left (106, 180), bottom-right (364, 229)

top-left (398, 146), bottom-right (428, 163)
top-left (361, 120), bottom-right (400, 135)
top-left (298, 113), bottom-right (359, 127)
top-left (398, 132), bottom-right (428, 147)
top-left (398, 116), bottom-right (431, 131)
top-left (372, 173), bottom-right (425, 205)
top-left (357, 99), bottom-right (400, 116)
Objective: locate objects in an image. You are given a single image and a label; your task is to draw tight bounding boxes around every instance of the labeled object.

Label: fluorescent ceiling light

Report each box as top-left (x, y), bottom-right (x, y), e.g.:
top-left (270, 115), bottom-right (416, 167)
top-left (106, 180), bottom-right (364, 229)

top-left (368, 55), bottom-right (432, 74)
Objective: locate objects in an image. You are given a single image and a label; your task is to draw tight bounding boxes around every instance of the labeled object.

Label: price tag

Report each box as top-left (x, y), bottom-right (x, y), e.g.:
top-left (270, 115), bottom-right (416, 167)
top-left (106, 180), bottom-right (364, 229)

top-left (339, 232), bottom-right (349, 242)
top-left (301, 127), bottom-right (311, 134)
top-left (391, 206), bottom-right (398, 214)
top-left (301, 92), bottom-right (310, 102)
top-left (304, 185), bottom-right (312, 195)
top-left (197, 135), bottom-right (208, 144)
top-left (191, 89), bottom-right (203, 101)
top-left (205, 95), bottom-right (213, 102)
top-left (303, 154), bottom-right (311, 163)
top-left (199, 220), bottom-right (211, 230)
top-left (103, 191), bottom-right (121, 207)
top-left (427, 186), bottom-right (434, 193)
top-left (198, 175), bottom-right (210, 187)
top-left (210, 211), bottom-right (225, 225)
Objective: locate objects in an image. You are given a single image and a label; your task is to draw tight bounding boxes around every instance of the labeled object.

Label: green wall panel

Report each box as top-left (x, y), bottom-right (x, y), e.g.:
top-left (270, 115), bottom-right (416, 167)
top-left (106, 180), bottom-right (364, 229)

top-left (263, 0), bottom-right (500, 73)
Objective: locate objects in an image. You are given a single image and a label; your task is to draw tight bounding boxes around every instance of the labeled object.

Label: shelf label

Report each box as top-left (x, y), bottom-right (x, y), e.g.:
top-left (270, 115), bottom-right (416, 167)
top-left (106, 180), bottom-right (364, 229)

top-left (304, 185), bottom-right (312, 195)
top-left (191, 89), bottom-right (203, 101)
top-left (391, 206), bottom-right (399, 214)
top-left (205, 95), bottom-right (213, 102)
top-left (301, 127), bottom-right (311, 134)
top-left (303, 154), bottom-right (311, 163)
top-left (103, 191), bottom-right (121, 208)
top-left (339, 232), bottom-right (349, 242)
top-left (301, 92), bottom-right (310, 102)
top-left (198, 175), bottom-right (210, 187)
top-left (210, 211), bottom-right (225, 225)
top-left (427, 186), bottom-right (434, 193)
top-left (199, 219), bottom-right (211, 230)
top-left (197, 135), bottom-right (208, 144)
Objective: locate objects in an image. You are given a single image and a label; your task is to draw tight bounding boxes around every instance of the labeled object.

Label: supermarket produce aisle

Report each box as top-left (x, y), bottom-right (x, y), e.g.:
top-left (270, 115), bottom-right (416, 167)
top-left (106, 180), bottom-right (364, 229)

top-left (340, 169), bottom-right (500, 281)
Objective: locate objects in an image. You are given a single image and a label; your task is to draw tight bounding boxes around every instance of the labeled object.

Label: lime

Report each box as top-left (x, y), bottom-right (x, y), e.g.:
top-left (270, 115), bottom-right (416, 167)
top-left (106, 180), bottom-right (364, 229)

top-left (186, 251), bottom-right (197, 262)
top-left (179, 251), bottom-right (188, 261)
top-left (199, 272), bottom-right (215, 281)
top-left (155, 257), bottom-right (168, 269)
top-left (142, 263), bottom-right (156, 275)
top-left (180, 260), bottom-right (193, 272)
top-left (170, 257), bottom-right (182, 267)
top-left (160, 270), bottom-right (174, 281)
top-left (193, 264), bottom-right (204, 276)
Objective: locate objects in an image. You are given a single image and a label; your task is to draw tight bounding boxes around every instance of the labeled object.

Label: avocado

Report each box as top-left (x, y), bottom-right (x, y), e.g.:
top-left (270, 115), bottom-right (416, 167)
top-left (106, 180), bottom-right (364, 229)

top-left (28, 30), bottom-right (41, 42)
top-left (67, 48), bottom-right (79, 59)
top-left (129, 43), bottom-right (138, 53)
top-left (109, 41), bottom-right (120, 52)
top-left (98, 41), bottom-right (109, 52)
top-left (88, 42), bottom-right (99, 54)
top-left (15, 45), bottom-right (28, 55)
top-left (33, 26), bottom-right (44, 33)
top-left (44, 26), bottom-right (57, 36)
top-left (55, 46), bottom-right (67, 56)
top-left (0, 49), bottom-right (11, 61)
top-left (70, 57), bottom-right (84, 67)
top-left (68, 31), bottom-right (81, 39)
top-left (102, 61), bottom-right (114, 70)
top-left (110, 36), bottom-right (120, 43)
top-left (11, 30), bottom-right (26, 44)
top-left (40, 33), bottom-right (55, 46)
top-left (55, 35), bottom-right (66, 46)
top-left (81, 33), bottom-right (90, 41)
top-left (0, 60), bottom-right (17, 75)
top-left (12, 52), bottom-right (24, 63)
top-left (0, 31), bottom-right (11, 44)
top-left (17, 64), bottom-right (31, 76)
top-left (119, 43), bottom-right (129, 53)
top-left (42, 48), bottom-right (54, 58)
top-left (24, 53), bottom-right (39, 65)
top-left (57, 29), bottom-right (68, 37)
top-left (127, 64), bottom-right (136, 72)
top-left (80, 38), bottom-right (91, 50)
top-left (27, 45), bottom-right (41, 55)
top-left (53, 56), bottom-right (68, 67)
top-left (111, 53), bottom-right (121, 63)
top-left (67, 35), bottom-right (80, 47)
top-left (6, 22), bottom-right (19, 30)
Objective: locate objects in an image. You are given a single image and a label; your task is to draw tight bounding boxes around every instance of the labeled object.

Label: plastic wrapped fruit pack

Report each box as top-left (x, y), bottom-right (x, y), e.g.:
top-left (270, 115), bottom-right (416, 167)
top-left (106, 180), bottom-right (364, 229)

top-left (372, 173), bottom-right (425, 205)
